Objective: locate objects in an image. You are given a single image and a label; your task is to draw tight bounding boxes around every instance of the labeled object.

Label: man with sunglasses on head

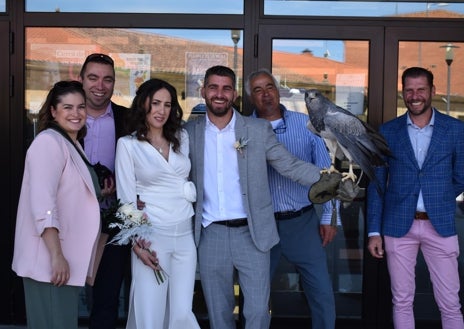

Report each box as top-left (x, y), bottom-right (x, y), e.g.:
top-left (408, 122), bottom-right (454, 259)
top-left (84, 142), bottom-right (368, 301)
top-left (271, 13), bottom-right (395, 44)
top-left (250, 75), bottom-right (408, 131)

top-left (245, 69), bottom-right (338, 329)
top-left (79, 53), bottom-right (130, 329)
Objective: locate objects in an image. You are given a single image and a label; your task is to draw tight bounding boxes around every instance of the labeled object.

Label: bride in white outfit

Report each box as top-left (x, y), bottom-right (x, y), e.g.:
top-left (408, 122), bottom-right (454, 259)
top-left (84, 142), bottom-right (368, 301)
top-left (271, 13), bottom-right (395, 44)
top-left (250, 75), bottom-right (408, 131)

top-left (115, 78), bottom-right (199, 329)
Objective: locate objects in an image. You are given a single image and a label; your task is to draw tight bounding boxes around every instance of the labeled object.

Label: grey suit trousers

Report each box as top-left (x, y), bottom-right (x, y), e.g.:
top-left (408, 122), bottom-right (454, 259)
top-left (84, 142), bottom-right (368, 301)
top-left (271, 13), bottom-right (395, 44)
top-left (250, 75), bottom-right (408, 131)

top-left (198, 223), bottom-right (271, 329)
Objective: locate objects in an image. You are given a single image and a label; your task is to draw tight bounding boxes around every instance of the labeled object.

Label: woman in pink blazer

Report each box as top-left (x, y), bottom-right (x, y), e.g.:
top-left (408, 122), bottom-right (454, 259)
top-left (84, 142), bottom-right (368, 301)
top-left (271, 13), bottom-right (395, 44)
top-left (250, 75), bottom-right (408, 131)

top-left (12, 81), bottom-right (101, 329)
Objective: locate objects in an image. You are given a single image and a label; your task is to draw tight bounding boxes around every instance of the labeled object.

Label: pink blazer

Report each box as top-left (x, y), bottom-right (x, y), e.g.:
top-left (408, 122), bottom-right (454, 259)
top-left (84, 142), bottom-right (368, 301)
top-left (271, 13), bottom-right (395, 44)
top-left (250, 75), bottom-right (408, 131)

top-left (12, 129), bottom-right (100, 287)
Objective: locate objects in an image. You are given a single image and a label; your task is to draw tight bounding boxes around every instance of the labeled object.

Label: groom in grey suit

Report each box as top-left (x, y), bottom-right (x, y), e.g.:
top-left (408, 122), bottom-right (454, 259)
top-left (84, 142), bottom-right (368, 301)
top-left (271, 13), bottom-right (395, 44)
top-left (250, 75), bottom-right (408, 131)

top-left (184, 65), bottom-right (323, 329)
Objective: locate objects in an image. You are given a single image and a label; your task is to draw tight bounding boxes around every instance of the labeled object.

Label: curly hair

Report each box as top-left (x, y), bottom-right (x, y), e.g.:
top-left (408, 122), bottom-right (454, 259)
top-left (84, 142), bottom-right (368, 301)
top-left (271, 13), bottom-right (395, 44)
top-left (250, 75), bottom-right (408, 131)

top-left (37, 80), bottom-right (87, 140)
top-left (126, 78), bottom-right (184, 152)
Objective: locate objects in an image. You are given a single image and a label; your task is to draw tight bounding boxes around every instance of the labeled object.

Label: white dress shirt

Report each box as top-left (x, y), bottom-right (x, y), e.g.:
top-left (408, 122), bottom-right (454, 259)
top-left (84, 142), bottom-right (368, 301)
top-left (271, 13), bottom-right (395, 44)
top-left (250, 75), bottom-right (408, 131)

top-left (202, 111), bottom-right (248, 227)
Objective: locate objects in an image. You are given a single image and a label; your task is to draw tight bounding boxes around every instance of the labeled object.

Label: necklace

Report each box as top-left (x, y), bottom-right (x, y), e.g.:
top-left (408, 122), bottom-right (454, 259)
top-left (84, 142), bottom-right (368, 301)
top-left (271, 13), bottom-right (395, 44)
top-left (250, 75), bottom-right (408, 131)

top-left (148, 137), bottom-right (168, 155)
top-left (146, 130), bottom-right (170, 156)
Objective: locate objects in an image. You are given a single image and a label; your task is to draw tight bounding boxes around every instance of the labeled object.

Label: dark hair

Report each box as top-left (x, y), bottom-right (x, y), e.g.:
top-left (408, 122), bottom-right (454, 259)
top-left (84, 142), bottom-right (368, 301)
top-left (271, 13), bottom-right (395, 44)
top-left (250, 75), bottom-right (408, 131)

top-left (37, 80), bottom-right (87, 140)
top-left (127, 78), bottom-right (183, 152)
top-left (204, 65), bottom-right (236, 89)
top-left (401, 67), bottom-right (434, 89)
top-left (79, 53), bottom-right (115, 79)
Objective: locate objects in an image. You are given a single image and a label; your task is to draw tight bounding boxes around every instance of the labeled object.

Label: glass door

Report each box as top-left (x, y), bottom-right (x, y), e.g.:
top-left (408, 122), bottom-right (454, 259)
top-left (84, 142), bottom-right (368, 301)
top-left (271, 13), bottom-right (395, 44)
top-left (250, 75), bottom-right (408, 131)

top-left (256, 22), bottom-right (464, 326)
top-left (24, 26), bottom-right (245, 322)
top-left (256, 24), bottom-right (385, 322)
top-left (0, 19), bottom-right (16, 324)
top-left (384, 27), bottom-right (464, 322)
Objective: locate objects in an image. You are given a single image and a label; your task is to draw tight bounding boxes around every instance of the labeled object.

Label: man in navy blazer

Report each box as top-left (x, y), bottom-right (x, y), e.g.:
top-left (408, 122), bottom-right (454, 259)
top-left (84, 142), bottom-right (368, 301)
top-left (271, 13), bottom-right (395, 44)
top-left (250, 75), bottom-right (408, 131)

top-left (184, 65), bottom-right (322, 329)
top-left (79, 53), bottom-right (130, 329)
top-left (367, 67), bottom-right (464, 329)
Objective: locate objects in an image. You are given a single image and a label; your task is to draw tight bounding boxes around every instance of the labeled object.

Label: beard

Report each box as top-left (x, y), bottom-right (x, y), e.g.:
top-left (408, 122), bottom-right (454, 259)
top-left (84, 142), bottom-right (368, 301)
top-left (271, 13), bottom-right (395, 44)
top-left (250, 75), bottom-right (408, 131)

top-left (205, 97), bottom-right (234, 117)
top-left (406, 98), bottom-right (432, 117)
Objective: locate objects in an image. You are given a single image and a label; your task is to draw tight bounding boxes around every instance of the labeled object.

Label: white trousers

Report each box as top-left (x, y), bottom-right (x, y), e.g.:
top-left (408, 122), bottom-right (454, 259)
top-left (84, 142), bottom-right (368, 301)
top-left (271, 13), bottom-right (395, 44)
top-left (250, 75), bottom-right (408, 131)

top-left (125, 220), bottom-right (200, 329)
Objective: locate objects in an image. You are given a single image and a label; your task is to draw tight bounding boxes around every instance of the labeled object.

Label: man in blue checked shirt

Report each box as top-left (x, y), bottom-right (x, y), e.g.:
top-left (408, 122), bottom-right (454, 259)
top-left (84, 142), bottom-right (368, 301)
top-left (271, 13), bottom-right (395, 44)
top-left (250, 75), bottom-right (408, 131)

top-left (246, 69), bottom-right (339, 329)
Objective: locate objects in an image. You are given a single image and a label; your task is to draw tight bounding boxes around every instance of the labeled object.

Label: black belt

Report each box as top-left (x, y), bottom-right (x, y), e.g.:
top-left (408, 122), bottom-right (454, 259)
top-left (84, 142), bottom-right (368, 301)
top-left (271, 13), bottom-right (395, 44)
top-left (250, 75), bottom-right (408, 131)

top-left (274, 205), bottom-right (314, 221)
top-left (213, 218), bottom-right (248, 227)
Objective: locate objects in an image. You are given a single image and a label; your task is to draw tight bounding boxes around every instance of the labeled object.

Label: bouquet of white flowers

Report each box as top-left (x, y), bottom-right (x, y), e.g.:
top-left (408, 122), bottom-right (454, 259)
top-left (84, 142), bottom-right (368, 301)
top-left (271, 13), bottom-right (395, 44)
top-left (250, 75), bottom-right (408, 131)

top-left (108, 202), bottom-right (167, 284)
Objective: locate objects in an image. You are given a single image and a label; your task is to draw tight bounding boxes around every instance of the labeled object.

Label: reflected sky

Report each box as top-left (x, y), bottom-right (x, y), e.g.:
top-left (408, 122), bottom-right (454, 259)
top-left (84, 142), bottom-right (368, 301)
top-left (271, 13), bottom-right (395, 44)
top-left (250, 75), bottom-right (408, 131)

top-left (140, 29), bottom-right (338, 59)
top-left (22, 1), bottom-right (464, 59)
top-left (265, 1), bottom-right (464, 17)
top-left (137, 29), bottom-right (243, 49)
top-left (26, 0), bottom-right (243, 13)
top-left (26, 0), bottom-right (464, 16)
top-left (274, 40), bottom-right (345, 61)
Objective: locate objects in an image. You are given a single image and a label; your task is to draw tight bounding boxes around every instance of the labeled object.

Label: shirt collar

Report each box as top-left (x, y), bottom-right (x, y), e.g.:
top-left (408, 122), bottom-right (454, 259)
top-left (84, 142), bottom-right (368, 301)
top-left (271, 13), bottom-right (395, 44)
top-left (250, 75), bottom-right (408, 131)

top-left (88, 103), bottom-right (114, 119)
top-left (406, 108), bottom-right (435, 128)
top-left (206, 109), bottom-right (236, 132)
top-left (252, 103), bottom-right (288, 119)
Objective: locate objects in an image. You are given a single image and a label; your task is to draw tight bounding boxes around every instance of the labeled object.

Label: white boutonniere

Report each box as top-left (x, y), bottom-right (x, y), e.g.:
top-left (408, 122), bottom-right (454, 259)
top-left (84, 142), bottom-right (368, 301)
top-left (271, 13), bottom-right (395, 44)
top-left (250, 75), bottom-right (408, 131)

top-left (234, 137), bottom-right (249, 156)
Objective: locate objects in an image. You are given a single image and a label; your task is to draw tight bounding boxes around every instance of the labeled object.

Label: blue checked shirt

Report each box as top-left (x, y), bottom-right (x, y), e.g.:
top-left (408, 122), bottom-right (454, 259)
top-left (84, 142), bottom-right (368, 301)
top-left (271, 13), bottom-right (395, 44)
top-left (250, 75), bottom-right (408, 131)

top-left (254, 105), bottom-right (339, 225)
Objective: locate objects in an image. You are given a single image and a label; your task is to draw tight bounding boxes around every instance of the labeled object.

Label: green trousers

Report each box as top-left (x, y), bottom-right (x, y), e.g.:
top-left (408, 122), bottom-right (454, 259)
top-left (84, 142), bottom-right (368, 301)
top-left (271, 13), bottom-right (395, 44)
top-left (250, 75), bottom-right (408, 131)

top-left (23, 277), bottom-right (81, 329)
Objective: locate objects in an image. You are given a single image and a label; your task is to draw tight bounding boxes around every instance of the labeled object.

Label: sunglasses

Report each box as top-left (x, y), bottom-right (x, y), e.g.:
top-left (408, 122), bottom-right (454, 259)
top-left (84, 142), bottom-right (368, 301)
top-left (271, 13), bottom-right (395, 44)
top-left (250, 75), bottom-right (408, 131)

top-left (83, 53), bottom-right (114, 67)
top-left (53, 80), bottom-right (83, 89)
top-left (273, 115), bottom-right (287, 134)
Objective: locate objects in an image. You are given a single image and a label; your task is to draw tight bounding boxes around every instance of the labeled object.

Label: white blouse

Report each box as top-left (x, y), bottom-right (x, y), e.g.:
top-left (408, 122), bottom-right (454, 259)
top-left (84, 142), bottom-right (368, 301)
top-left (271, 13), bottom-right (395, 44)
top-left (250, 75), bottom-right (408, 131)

top-left (115, 129), bottom-right (195, 229)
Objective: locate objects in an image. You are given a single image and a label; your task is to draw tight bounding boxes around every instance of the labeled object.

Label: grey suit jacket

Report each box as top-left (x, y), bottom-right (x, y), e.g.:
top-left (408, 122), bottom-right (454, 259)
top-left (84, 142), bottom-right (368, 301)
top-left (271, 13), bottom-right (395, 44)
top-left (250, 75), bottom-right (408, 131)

top-left (184, 110), bottom-right (321, 252)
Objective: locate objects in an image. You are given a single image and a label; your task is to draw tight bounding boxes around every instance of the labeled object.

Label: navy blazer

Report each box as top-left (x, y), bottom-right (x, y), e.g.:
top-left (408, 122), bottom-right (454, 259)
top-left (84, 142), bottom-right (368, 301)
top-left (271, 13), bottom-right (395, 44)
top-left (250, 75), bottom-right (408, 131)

top-left (367, 109), bottom-right (464, 238)
top-left (112, 101), bottom-right (129, 140)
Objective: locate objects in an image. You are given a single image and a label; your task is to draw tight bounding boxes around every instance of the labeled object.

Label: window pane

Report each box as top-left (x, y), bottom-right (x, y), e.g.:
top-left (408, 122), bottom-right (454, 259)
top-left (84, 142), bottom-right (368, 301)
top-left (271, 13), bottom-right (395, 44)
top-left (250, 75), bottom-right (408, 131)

top-left (26, 0), bottom-right (243, 14)
top-left (25, 28), bottom-right (243, 138)
top-left (270, 38), bottom-right (368, 319)
top-left (398, 41), bottom-right (464, 119)
top-left (0, 0), bottom-right (5, 12)
top-left (272, 39), bottom-right (368, 118)
top-left (265, 1), bottom-right (464, 18)
top-left (397, 40), bottom-right (464, 321)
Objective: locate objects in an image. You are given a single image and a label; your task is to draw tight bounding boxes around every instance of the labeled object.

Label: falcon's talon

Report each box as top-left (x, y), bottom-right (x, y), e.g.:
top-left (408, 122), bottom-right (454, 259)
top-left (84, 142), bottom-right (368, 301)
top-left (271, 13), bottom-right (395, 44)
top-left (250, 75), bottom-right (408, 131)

top-left (341, 163), bottom-right (357, 182)
top-left (341, 172), bottom-right (357, 182)
top-left (320, 166), bottom-right (339, 175)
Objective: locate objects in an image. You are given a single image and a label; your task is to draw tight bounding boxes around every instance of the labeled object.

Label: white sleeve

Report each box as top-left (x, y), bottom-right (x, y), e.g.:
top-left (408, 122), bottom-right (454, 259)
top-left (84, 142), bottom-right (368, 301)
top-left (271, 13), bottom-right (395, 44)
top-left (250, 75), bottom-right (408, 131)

top-left (115, 137), bottom-right (137, 205)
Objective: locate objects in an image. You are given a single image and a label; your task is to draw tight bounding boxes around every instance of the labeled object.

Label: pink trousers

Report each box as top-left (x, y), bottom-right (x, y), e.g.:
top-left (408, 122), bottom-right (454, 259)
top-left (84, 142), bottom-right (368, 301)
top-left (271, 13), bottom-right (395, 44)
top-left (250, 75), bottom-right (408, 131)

top-left (385, 219), bottom-right (464, 329)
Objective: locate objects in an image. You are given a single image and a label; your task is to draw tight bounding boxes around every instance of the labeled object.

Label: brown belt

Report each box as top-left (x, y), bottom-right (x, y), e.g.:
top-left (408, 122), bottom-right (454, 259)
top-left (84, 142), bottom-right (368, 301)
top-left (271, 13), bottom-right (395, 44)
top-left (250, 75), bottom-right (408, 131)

top-left (415, 211), bottom-right (429, 220)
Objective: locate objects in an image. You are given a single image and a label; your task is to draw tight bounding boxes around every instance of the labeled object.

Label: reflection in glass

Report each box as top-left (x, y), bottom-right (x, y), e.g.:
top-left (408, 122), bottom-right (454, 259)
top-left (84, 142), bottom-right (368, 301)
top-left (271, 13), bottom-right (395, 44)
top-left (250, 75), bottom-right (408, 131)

top-left (397, 41), bottom-right (464, 321)
top-left (26, 0), bottom-right (243, 14)
top-left (271, 39), bottom-right (368, 119)
top-left (26, 110), bottom-right (39, 138)
top-left (270, 38), bottom-right (368, 319)
top-left (26, 27), bottom-right (245, 318)
top-left (25, 28), bottom-right (243, 122)
top-left (398, 41), bottom-right (464, 120)
top-left (265, 1), bottom-right (464, 18)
